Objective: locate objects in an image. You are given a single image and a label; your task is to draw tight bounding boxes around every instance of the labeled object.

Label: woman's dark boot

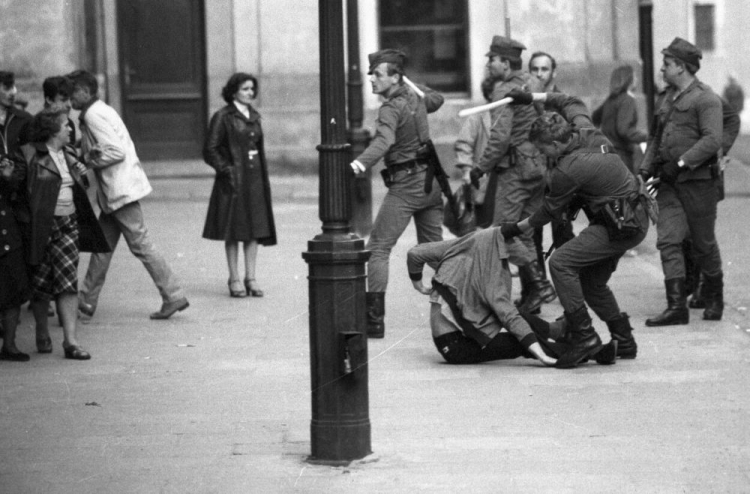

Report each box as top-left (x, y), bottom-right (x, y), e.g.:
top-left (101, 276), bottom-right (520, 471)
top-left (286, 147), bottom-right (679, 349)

top-left (555, 306), bottom-right (603, 368)
top-left (645, 278), bottom-right (689, 327)
top-left (517, 261), bottom-right (556, 314)
top-left (606, 313), bottom-right (637, 359)
top-left (702, 273), bottom-right (724, 321)
top-left (366, 292), bottom-right (385, 338)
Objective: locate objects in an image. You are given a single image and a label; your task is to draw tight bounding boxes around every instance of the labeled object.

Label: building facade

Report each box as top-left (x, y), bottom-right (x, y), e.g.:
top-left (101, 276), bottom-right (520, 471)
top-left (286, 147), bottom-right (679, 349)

top-left (1, 0), bottom-right (743, 170)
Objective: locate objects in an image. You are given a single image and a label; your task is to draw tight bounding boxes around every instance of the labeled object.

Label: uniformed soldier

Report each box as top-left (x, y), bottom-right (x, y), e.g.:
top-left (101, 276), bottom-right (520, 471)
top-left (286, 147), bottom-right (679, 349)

top-left (527, 51), bottom-right (575, 282)
top-left (468, 36), bottom-right (556, 314)
top-left (500, 89), bottom-right (652, 368)
top-left (639, 37), bottom-right (724, 325)
top-left (350, 49), bottom-right (445, 338)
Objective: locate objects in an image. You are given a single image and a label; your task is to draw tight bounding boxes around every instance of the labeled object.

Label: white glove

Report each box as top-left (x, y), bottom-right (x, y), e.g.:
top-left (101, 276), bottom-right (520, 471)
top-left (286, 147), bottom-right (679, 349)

top-left (350, 160), bottom-right (366, 174)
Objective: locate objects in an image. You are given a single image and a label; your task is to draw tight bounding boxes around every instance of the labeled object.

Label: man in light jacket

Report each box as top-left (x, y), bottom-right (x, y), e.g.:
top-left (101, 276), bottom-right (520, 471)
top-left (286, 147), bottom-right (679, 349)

top-left (69, 70), bottom-right (188, 320)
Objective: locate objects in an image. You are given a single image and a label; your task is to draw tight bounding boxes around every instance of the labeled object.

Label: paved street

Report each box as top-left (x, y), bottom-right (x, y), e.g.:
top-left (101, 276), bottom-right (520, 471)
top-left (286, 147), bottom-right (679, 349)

top-left (1, 150), bottom-right (750, 493)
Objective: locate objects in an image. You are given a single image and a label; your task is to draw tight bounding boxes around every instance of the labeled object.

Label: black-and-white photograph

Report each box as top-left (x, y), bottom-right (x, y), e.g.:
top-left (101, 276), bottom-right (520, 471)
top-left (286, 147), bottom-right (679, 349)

top-left (1, 1), bottom-right (748, 492)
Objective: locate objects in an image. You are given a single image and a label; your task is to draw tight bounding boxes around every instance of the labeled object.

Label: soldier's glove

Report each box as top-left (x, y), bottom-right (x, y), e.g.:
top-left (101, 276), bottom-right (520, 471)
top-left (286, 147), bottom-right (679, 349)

top-left (469, 167), bottom-right (484, 189)
top-left (506, 88), bottom-right (535, 106)
top-left (660, 160), bottom-right (681, 184)
top-left (638, 170), bottom-right (651, 182)
top-left (500, 222), bottom-right (523, 240)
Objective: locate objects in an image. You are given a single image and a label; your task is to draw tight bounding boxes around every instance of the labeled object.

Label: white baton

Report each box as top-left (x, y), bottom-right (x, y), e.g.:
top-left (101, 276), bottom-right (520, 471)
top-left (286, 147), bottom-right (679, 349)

top-left (458, 97), bottom-right (513, 118)
top-left (402, 76), bottom-right (425, 98)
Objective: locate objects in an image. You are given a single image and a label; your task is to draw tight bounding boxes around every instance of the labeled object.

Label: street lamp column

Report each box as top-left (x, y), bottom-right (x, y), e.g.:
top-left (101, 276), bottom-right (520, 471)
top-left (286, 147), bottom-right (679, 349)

top-left (301, 0), bottom-right (372, 465)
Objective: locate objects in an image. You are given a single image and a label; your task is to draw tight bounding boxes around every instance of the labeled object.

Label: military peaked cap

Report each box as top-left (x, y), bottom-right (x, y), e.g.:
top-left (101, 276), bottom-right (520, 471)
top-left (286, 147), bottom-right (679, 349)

top-left (486, 35), bottom-right (526, 61)
top-left (368, 49), bottom-right (407, 72)
top-left (662, 37), bottom-right (702, 70)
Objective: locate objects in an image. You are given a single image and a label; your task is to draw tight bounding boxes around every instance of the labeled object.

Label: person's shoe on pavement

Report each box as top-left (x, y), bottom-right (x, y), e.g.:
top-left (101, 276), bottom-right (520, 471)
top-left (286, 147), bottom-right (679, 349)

top-left (150, 297), bottom-right (190, 320)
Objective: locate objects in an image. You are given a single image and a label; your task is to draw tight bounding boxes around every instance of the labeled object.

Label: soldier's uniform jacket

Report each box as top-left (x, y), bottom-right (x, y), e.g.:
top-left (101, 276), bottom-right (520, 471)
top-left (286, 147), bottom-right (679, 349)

top-left (640, 79), bottom-right (723, 182)
top-left (477, 70), bottom-right (544, 179)
top-left (528, 93), bottom-right (641, 229)
top-left (356, 83), bottom-right (444, 168)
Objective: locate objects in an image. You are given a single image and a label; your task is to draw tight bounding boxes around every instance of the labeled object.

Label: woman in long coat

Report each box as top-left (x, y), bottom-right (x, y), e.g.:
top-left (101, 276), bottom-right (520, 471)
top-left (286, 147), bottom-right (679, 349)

top-left (203, 73), bottom-right (277, 298)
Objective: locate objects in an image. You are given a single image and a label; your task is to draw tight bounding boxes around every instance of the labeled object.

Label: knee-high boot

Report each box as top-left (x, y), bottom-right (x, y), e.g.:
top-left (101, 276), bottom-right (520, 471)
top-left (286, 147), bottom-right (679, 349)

top-left (555, 306), bottom-right (603, 368)
top-left (366, 292), bottom-right (385, 338)
top-left (645, 278), bottom-right (689, 327)
top-left (702, 273), bottom-right (724, 321)
top-left (606, 312), bottom-right (637, 359)
top-left (688, 272), bottom-right (706, 309)
top-left (517, 261), bottom-right (556, 314)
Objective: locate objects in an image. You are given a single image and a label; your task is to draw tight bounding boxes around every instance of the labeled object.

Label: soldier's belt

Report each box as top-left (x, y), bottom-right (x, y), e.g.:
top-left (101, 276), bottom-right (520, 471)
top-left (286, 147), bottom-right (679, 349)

top-left (387, 159), bottom-right (429, 174)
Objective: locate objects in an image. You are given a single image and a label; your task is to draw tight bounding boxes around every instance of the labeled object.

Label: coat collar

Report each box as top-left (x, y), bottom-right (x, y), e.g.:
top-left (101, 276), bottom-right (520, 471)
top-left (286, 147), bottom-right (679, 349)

top-left (31, 142), bottom-right (60, 176)
top-left (227, 102), bottom-right (260, 123)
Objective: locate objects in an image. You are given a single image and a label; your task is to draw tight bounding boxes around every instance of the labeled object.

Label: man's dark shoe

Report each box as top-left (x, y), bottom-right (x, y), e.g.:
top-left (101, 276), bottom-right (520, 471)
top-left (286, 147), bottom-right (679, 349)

top-left (0, 347), bottom-right (30, 362)
top-left (555, 307), bottom-right (602, 369)
top-left (606, 312), bottom-right (637, 359)
top-left (366, 292), bottom-right (385, 338)
top-left (150, 297), bottom-right (190, 320)
top-left (646, 278), bottom-right (689, 327)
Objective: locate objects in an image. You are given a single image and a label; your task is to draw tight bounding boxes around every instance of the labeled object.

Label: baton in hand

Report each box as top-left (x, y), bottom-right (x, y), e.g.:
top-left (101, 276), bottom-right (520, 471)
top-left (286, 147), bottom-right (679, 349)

top-left (402, 76), bottom-right (425, 98)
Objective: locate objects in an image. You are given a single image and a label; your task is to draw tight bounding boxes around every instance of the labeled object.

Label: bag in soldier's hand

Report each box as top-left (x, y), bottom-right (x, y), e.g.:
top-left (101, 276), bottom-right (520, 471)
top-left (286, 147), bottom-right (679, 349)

top-left (443, 183), bottom-right (476, 237)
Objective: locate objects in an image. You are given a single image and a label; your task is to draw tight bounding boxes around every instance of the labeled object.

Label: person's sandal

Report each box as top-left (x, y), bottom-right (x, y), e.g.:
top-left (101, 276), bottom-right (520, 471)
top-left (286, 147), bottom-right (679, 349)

top-left (244, 278), bottom-right (264, 297)
top-left (228, 279), bottom-right (246, 298)
top-left (63, 343), bottom-right (91, 360)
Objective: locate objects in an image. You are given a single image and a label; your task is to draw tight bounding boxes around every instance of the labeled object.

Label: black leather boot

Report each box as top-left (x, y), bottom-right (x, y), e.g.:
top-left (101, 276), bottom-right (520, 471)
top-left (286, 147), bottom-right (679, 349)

top-left (513, 265), bottom-right (530, 306)
top-left (702, 273), bottom-right (724, 321)
top-left (514, 266), bottom-right (541, 315)
top-left (594, 340), bottom-right (618, 365)
top-left (688, 273), bottom-right (706, 309)
top-left (645, 278), bottom-right (689, 327)
top-left (606, 312), bottom-right (637, 359)
top-left (366, 292), bottom-right (385, 338)
top-left (555, 306), bottom-right (603, 369)
top-left (517, 261), bottom-right (556, 314)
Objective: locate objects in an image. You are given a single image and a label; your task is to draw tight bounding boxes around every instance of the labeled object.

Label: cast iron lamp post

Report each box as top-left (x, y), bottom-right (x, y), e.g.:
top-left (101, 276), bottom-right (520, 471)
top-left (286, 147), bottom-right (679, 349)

top-left (301, 0), bottom-right (371, 465)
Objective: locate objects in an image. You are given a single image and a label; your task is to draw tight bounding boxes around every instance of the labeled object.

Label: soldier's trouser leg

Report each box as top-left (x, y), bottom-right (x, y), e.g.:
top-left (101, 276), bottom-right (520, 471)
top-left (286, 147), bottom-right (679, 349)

top-left (367, 193), bottom-right (418, 293)
top-left (655, 182), bottom-right (721, 280)
top-left (413, 197), bottom-right (444, 246)
top-left (366, 174), bottom-right (443, 293)
top-left (677, 180), bottom-right (722, 278)
top-left (580, 256), bottom-right (622, 322)
top-left (549, 220), bottom-right (646, 315)
top-left (492, 172), bottom-right (543, 263)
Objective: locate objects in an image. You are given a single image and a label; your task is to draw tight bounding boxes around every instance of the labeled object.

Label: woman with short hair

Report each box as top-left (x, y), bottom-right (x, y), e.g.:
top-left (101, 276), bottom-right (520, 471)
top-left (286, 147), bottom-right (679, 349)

top-left (25, 110), bottom-right (109, 360)
top-left (202, 72), bottom-right (277, 298)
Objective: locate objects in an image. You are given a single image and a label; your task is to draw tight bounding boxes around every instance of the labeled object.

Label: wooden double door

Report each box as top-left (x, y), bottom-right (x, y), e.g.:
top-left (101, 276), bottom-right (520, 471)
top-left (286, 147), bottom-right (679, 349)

top-left (117, 0), bottom-right (206, 160)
